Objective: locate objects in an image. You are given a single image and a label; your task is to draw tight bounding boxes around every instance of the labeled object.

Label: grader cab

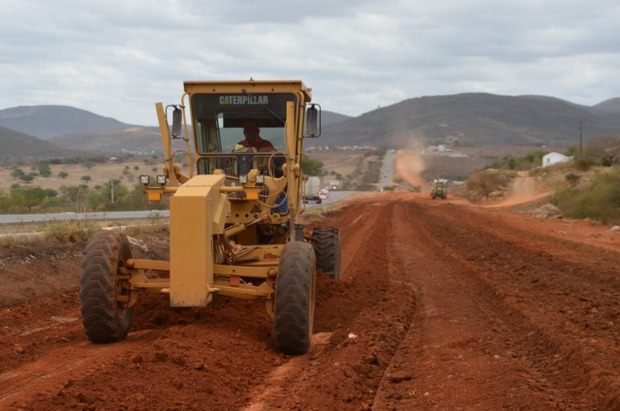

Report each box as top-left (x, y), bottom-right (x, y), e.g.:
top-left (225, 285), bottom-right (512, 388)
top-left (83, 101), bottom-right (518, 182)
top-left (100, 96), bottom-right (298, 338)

top-left (79, 80), bottom-right (341, 355)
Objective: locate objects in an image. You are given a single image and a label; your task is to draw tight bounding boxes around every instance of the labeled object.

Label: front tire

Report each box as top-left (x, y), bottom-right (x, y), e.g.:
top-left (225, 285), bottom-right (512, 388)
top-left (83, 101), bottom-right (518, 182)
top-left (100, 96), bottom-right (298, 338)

top-left (274, 242), bottom-right (316, 355)
top-left (80, 231), bottom-right (135, 343)
top-left (311, 227), bottom-right (342, 280)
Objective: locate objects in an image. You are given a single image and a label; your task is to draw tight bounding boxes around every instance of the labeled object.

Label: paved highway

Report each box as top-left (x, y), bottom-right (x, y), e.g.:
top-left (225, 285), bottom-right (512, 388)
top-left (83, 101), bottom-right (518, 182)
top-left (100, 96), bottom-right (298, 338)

top-left (0, 192), bottom-right (359, 225)
top-left (379, 149), bottom-right (396, 190)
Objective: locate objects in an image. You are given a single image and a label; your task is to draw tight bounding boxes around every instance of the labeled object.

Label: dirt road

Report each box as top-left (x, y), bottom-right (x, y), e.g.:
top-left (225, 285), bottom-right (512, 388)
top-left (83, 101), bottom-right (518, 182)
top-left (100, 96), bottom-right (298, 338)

top-left (1, 193), bottom-right (619, 410)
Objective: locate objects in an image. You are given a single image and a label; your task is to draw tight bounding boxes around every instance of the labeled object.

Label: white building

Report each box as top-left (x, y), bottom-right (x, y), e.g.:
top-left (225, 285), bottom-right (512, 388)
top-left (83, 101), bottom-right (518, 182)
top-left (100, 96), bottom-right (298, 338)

top-left (542, 152), bottom-right (571, 167)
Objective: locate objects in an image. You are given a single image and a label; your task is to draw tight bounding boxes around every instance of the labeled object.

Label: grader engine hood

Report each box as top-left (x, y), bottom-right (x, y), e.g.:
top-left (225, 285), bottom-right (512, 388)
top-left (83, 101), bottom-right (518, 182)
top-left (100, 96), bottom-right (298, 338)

top-left (169, 174), bottom-right (229, 306)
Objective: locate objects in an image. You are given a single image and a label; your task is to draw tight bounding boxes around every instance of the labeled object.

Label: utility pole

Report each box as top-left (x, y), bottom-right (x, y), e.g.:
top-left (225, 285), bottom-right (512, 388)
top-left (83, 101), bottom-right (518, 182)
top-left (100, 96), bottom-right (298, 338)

top-left (579, 120), bottom-right (585, 159)
top-left (110, 180), bottom-right (115, 203)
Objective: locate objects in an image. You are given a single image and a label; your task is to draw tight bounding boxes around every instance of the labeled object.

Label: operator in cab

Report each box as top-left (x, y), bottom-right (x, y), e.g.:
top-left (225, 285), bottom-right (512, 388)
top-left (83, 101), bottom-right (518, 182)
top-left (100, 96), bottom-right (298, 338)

top-left (234, 120), bottom-right (275, 153)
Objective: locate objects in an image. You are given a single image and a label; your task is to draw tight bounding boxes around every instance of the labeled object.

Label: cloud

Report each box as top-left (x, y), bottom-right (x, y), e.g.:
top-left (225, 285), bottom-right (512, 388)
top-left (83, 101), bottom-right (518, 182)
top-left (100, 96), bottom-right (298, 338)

top-left (1, 0), bottom-right (619, 125)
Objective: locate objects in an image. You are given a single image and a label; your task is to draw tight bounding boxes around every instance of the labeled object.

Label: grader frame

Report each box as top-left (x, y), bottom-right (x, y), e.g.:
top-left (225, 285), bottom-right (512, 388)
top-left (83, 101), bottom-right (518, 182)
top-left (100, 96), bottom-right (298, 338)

top-left (79, 80), bottom-right (341, 355)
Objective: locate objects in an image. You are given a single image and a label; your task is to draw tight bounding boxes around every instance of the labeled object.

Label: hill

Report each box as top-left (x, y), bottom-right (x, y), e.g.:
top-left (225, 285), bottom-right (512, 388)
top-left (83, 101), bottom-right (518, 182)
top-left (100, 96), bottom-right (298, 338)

top-left (321, 111), bottom-right (352, 127)
top-left (316, 93), bottom-right (620, 149)
top-left (0, 105), bottom-right (350, 155)
top-left (0, 105), bottom-right (131, 140)
top-left (50, 127), bottom-right (163, 154)
top-left (51, 110), bottom-right (352, 154)
top-left (593, 97), bottom-right (620, 114)
top-left (3, 95), bottom-right (620, 160)
top-left (0, 126), bottom-right (83, 164)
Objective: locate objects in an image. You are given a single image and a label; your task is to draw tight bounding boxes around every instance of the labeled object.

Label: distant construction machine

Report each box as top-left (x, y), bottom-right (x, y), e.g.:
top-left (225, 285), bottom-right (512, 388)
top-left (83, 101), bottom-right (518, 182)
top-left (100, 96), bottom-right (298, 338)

top-left (431, 179), bottom-right (448, 199)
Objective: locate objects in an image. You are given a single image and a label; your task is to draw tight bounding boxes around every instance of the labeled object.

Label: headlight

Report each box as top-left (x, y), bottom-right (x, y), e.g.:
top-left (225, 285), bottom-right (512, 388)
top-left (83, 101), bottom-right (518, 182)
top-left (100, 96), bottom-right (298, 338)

top-left (256, 174), bottom-right (264, 184)
top-left (157, 175), bottom-right (167, 185)
top-left (140, 175), bottom-right (150, 185)
top-left (239, 175), bottom-right (248, 184)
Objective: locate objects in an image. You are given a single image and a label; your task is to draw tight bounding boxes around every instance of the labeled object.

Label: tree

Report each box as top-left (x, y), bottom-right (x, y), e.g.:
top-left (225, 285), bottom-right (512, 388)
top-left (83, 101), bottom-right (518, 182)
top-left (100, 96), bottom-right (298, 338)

top-left (585, 135), bottom-right (620, 166)
top-left (19, 174), bottom-right (35, 183)
top-left (21, 186), bottom-right (48, 210)
top-left (506, 157), bottom-right (518, 170)
top-left (81, 175), bottom-right (92, 183)
top-left (100, 179), bottom-right (129, 209)
top-left (301, 155), bottom-right (324, 176)
top-left (45, 189), bottom-right (58, 198)
top-left (11, 168), bottom-right (25, 179)
top-left (85, 185), bottom-right (107, 211)
top-left (58, 171), bottom-right (69, 179)
top-left (38, 162), bottom-right (52, 177)
top-left (81, 159), bottom-right (95, 169)
top-left (0, 191), bottom-right (10, 213)
top-left (10, 186), bottom-right (48, 211)
top-left (60, 185), bottom-right (89, 212)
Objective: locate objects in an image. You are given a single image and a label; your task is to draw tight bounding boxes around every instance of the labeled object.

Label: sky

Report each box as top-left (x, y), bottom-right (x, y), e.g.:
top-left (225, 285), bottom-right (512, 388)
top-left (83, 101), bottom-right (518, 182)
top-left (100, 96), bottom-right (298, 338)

top-left (1, 0), bottom-right (619, 126)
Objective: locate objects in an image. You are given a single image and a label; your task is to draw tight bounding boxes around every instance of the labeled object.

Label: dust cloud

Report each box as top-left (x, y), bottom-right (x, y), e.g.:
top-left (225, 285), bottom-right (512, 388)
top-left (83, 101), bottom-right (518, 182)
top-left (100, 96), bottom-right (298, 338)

top-left (392, 134), bottom-right (431, 190)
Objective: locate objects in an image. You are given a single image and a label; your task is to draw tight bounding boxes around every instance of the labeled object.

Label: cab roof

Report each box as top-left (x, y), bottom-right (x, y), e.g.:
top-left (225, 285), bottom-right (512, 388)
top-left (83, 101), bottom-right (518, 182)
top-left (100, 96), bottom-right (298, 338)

top-left (183, 80), bottom-right (312, 101)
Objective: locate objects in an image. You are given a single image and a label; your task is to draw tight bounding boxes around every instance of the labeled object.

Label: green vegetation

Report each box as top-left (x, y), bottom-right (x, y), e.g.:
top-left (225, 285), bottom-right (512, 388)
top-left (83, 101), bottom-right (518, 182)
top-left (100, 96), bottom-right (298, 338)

top-left (465, 169), bottom-right (516, 200)
top-left (38, 162), bottom-right (52, 177)
top-left (10, 167), bottom-right (39, 182)
top-left (464, 141), bottom-right (620, 224)
top-left (0, 181), bottom-right (165, 214)
top-left (582, 135), bottom-right (620, 167)
top-left (565, 173), bottom-right (580, 186)
top-left (552, 167), bottom-right (620, 225)
top-left (41, 219), bottom-right (100, 243)
top-left (301, 155), bottom-right (324, 176)
top-left (48, 156), bottom-right (109, 166)
top-left (486, 150), bottom-right (547, 170)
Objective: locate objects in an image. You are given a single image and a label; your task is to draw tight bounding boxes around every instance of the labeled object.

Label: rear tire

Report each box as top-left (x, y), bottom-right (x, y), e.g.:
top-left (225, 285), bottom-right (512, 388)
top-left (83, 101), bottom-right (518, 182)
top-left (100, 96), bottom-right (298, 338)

top-left (274, 242), bottom-right (316, 355)
top-left (311, 227), bottom-right (342, 280)
top-left (80, 231), bottom-right (135, 343)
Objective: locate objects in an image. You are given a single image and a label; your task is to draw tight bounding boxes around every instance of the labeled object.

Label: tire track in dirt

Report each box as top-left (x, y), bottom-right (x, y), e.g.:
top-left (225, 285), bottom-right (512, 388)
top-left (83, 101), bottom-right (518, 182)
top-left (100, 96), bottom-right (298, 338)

top-left (246, 201), bottom-right (417, 410)
top-left (372, 199), bottom-right (543, 409)
top-left (395, 201), bottom-right (620, 409)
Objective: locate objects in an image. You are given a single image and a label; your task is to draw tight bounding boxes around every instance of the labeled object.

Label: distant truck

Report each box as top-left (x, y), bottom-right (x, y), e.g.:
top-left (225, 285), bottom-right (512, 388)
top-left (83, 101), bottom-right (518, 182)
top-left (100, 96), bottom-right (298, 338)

top-left (304, 176), bottom-right (323, 204)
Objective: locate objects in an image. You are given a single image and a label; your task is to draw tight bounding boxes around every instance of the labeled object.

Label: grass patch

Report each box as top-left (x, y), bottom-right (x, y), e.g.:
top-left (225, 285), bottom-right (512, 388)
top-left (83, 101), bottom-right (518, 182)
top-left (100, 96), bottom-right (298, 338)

top-left (121, 218), bottom-right (169, 237)
top-left (41, 219), bottom-right (100, 243)
top-left (552, 167), bottom-right (620, 224)
top-left (302, 201), bottom-right (350, 223)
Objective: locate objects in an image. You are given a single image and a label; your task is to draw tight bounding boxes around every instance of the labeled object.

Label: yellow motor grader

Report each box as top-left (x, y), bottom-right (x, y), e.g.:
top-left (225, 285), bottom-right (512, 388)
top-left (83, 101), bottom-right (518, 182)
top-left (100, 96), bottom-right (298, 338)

top-left (79, 80), bottom-right (341, 355)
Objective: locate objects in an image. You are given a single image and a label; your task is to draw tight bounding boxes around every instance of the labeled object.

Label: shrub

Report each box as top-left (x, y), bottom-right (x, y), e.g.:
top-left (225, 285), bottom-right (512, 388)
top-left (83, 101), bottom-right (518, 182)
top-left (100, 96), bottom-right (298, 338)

top-left (38, 162), bottom-right (52, 177)
top-left (41, 219), bottom-right (99, 243)
top-left (466, 169), bottom-right (515, 199)
top-left (565, 173), bottom-right (580, 186)
top-left (574, 157), bottom-right (596, 171)
top-left (11, 168), bottom-right (25, 179)
top-left (552, 167), bottom-right (620, 224)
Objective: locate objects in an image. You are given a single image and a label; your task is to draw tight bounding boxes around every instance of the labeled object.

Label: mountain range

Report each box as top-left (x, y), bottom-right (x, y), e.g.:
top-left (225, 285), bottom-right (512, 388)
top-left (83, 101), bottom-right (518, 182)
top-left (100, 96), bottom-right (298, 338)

top-left (1, 94), bottom-right (620, 162)
top-left (314, 94), bottom-right (620, 149)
